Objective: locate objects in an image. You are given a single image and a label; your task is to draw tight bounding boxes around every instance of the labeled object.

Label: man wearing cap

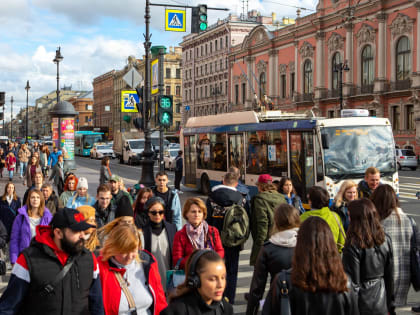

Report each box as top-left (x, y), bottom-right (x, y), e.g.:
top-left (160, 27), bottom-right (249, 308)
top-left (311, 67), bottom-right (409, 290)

top-left (108, 174), bottom-right (133, 207)
top-left (250, 174), bottom-right (286, 266)
top-left (206, 171), bottom-right (246, 304)
top-left (0, 208), bottom-right (104, 314)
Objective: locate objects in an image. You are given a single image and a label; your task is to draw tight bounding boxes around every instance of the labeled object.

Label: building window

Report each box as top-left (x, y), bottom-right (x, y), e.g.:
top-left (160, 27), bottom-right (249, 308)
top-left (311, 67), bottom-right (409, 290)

top-left (215, 61), bottom-right (217, 71)
top-left (176, 121), bottom-right (180, 130)
top-left (166, 68), bottom-right (171, 78)
top-left (220, 59), bottom-right (223, 70)
top-left (332, 52), bottom-right (342, 91)
top-left (166, 86), bottom-right (171, 95)
top-left (201, 46), bottom-right (203, 56)
top-left (200, 87), bottom-right (203, 98)
top-left (242, 83), bottom-right (246, 104)
top-left (205, 64), bottom-right (207, 74)
top-left (220, 38), bottom-right (223, 49)
top-left (392, 106), bottom-right (400, 130)
top-left (210, 63), bottom-right (212, 73)
top-left (281, 74), bottom-right (286, 98)
top-left (176, 86), bottom-right (181, 96)
top-left (176, 103), bottom-right (181, 113)
top-left (85, 116), bottom-right (89, 123)
top-left (235, 84), bottom-right (239, 104)
top-left (209, 43), bottom-right (212, 54)
top-left (259, 73), bottom-right (266, 99)
top-left (189, 69), bottom-right (191, 79)
top-left (176, 68), bottom-right (181, 79)
top-left (328, 110), bottom-right (335, 118)
top-left (406, 104), bottom-right (414, 130)
top-left (85, 104), bottom-right (89, 110)
top-left (225, 58), bottom-right (228, 69)
top-left (215, 40), bottom-right (218, 51)
top-left (369, 109), bottom-right (376, 117)
top-left (225, 82), bottom-right (227, 96)
top-left (303, 60), bottom-right (313, 94)
top-left (205, 86), bottom-right (208, 98)
top-left (196, 88), bottom-right (198, 99)
top-left (396, 36), bottom-right (411, 81)
top-left (200, 66), bottom-right (203, 76)
top-left (226, 36), bottom-right (228, 47)
top-left (361, 45), bottom-right (374, 86)
top-left (290, 72), bottom-right (295, 95)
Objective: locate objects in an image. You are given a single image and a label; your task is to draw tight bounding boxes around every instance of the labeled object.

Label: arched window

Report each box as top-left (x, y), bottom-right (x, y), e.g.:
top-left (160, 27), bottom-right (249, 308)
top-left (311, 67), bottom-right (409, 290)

top-left (396, 36), bottom-right (411, 81)
top-left (259, 73), bottom-right (266, 99)
top-left (303, 60), bottom-right (313, 94)
top-left (361, 45), bottom-right (374, 86)
top-left (332, 52), bottom-right (342, 91)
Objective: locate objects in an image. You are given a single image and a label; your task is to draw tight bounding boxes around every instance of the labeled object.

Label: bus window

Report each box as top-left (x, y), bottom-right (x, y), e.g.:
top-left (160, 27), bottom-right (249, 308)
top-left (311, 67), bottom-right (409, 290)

top-left (247, 131), bottom-right (268, 174)
top-left (228, 134), bottom-right (245, 179)
top-left (197, 133), bottom-right (227, 171)
top-left (197, 134), bottom-right (212, 169)
top-left (267, 130), bottom-right (288, 177)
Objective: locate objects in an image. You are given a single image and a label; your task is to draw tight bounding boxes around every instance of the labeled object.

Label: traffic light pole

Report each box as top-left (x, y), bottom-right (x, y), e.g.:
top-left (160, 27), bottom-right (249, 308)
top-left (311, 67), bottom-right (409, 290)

top-left (139, 0), bottom-right (156, 187)
top-left (158, 48), bottom-right (165, 172)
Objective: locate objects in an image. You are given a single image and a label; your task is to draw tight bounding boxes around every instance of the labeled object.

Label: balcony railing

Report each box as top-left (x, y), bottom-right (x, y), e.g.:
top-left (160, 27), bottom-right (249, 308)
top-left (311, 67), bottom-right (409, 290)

top-left (349, 84), bottom-right (374, 96)
top-left (391, 79), bottom-right (411, 91)
top-left (295, 93), bottom-right (314, 103)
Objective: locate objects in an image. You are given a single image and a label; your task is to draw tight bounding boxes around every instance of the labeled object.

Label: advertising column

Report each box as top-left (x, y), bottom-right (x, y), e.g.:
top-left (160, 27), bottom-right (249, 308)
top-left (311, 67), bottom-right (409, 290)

top-left (60, 118), bottom-right (75, 163)
top-left (52, 118), bottom-right (59, 148)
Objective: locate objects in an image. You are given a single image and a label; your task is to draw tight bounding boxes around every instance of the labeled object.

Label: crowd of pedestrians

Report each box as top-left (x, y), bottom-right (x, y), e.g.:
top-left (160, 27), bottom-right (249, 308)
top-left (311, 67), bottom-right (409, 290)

top-left (0, 139), bottom-right (418, 314)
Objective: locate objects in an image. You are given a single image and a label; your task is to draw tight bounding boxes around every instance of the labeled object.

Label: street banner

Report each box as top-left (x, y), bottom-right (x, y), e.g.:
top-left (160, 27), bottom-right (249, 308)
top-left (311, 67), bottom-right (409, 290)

top-left (165, 9), bottom-right (186, 32)
top-left (52, 118), bottom-right (59, 148)
top-left (151, 59), bottom-right (159, 95)
top-left (121, 90), bottom-right (139, 112)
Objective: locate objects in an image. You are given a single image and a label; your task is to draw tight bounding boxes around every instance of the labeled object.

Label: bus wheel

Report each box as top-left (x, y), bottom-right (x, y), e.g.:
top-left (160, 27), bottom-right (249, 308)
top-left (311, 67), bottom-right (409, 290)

top-left (201, 174), bottom-right (210, 195)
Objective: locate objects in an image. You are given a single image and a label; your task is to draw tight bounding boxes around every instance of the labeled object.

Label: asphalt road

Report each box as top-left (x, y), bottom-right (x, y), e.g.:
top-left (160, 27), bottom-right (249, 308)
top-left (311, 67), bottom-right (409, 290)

top-left (74, 156), bottom-right (420, 314)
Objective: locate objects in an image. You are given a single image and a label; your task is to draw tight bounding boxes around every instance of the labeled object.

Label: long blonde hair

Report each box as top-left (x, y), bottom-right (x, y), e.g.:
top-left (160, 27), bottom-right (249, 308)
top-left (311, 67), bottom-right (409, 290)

top-left (334, 180), bottom-right (358, 208)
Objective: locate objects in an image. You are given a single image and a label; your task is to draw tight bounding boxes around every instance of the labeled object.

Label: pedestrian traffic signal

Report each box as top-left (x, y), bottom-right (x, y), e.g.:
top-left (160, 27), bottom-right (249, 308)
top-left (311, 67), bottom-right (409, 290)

top-left (191, 4), bottom-right (207, 34)
top-left (157, 95), bottom-right (173, 128)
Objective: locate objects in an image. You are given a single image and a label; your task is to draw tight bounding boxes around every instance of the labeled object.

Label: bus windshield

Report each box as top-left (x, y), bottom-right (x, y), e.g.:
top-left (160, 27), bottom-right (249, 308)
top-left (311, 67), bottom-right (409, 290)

top-left (83, 135), bottom-right (103, 149)
top-left (321, 125), bottom-right (396, 179)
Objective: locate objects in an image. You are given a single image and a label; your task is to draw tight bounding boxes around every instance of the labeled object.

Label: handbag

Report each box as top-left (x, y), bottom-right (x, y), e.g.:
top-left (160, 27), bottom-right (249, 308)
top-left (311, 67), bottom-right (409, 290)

top-left (408, 216), bottom-right (420, 291)
top-left (166, 258), bottom-right (185, 293)
top-left (262, 269), bottom-right (291, 315)
top-left (0, 259), bottom-right (6, 276)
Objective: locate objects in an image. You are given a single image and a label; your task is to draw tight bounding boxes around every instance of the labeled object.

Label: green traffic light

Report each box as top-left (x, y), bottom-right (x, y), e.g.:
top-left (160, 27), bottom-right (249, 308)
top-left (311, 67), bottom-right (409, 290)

top-left (200, 22), bottom-right (207, 31)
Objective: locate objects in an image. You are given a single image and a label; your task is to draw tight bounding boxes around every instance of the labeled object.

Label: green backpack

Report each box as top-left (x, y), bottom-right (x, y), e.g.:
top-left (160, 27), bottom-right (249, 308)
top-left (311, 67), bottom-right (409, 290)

top-left (220, 204), bottom-right (250, 247)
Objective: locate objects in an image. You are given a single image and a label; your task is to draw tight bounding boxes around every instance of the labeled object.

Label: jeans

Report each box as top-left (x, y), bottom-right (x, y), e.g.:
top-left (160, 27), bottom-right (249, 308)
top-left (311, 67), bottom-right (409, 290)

top-left (224, 245), bottom-right (241, 304)
top-left (174, 171), bottom-right (182, 190)
top-left (8, 171), bottom-right (13, 180)
top-left (20, 162), bottom-right (27, 177)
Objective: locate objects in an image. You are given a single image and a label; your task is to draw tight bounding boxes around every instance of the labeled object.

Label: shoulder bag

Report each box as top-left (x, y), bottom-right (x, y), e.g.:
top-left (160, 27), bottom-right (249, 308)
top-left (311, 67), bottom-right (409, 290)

top-left (40, 257), bottom-right (74, 297)
top-left (166, 258), bottom-right (185, 293)
top-left (114, 271), bottom-right (138, 315)
top-left (408, 216), bottom-right (420, 291)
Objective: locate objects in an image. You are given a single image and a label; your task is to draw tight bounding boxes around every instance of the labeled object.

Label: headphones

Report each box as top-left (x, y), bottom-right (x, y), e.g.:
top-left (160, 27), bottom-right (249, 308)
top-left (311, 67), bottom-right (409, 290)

top-left (186, 249), bottom-right (212, 289)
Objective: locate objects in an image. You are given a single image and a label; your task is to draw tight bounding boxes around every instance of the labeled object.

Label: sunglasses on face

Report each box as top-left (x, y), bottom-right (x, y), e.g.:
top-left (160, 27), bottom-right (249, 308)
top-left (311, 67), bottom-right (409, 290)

top-left (149, 210), bottom-right (165, 216)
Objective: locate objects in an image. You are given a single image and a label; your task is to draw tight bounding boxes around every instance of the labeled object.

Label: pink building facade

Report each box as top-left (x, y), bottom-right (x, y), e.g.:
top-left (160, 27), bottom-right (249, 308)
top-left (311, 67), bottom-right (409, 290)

top-left (230, 0), bottom-right (420, 154)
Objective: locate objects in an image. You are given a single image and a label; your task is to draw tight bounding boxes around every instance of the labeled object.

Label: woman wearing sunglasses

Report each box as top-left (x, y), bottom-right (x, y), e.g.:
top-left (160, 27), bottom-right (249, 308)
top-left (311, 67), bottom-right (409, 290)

top-left (142, 197), bottom-right (177, 292)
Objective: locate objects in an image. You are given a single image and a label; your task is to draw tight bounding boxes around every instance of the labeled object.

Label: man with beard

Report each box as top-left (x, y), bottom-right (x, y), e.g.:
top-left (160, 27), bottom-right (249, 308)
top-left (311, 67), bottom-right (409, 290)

top-left (0, 208), bottom-right (105, 315)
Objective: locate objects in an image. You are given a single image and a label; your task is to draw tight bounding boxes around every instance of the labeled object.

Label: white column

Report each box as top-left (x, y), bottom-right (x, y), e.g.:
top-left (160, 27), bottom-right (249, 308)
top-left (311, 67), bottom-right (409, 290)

top-left (344, 23), bottom-right (353, 95)
top-left (375, 13), bottom-right (387, 92)
top-left (268, 49), bottom-right (278, 98)
top-left (294, 41), bottom-right (298, 96)
top-left (246, 56), bottom-right (255, 108)
top-left (413, 3), bottom-right (420, 87)
top-left (315, 31), bottom-right (325, 99)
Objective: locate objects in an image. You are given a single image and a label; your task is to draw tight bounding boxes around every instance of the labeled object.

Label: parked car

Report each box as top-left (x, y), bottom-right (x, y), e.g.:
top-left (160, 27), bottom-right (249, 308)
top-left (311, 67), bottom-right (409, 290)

top-left (164, 149), bottom-right (179, 170)
top-left (396, 148), bottom-right (417, 170)
top-left (90, 143), bottom-right (115, 159)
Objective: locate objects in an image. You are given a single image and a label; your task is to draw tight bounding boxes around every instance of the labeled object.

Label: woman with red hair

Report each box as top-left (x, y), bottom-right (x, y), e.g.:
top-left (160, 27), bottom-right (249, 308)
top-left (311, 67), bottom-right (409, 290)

top-left (59, 174), bottom-right (78, 207)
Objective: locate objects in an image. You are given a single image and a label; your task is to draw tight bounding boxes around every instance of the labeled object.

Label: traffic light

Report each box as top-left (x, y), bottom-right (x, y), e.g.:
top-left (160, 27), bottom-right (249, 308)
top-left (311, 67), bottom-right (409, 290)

top-left (157, 95), bottom-right (173, 128)
top-left (133, 86), bottom-right (144, 131)
top-left (191, 4), bottom-right (207, 33)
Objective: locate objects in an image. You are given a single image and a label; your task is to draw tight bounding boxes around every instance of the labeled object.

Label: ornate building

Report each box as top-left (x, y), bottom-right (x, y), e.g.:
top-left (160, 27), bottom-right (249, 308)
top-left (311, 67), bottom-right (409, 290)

top-left (230, 0), bottom-right (420, 153)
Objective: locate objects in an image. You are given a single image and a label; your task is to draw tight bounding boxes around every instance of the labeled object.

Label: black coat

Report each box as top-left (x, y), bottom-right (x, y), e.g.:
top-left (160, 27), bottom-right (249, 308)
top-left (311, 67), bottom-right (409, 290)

top-left (142, 220), bottom-right (177, 267)
top-left (246, 241), bottom-right (294, 315)
top-left (161, 291), bottom-right (233, 315)
top-left (342, 235), bottom-right (395, 315)
top-left (0, 198), bottom-right (21, 238)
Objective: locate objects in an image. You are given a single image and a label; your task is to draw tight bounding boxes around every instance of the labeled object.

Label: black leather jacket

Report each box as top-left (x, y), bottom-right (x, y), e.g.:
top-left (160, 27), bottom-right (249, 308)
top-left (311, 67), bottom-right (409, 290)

top-left (246, 241), bottom-right (294, 315)
top-left (342, 234), bottom-right (395, 315)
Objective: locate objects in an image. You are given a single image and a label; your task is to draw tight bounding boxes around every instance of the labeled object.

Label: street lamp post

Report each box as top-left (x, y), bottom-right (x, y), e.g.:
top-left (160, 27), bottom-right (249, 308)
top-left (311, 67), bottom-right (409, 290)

top-left (10, 96), bottom-right (13, 139)
top-left (53, 47), bottom-right (63, 149)
top-left (333, 60), bottom-right (350, 113)
top-left (25, 80), bottom-right (30, 142)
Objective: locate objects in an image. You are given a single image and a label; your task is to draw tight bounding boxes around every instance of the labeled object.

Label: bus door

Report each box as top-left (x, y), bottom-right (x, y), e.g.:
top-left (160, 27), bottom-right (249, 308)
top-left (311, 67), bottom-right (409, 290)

top-left (289, 131), bottom-right (315, 203)
top-left (183, 135), bottom-right (196, 186)
top-left (228, 133), bottom-right (245, 182)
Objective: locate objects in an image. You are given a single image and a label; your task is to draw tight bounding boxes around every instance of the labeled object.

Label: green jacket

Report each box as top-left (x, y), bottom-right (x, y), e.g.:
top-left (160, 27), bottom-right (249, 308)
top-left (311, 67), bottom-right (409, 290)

top-left (300, 206), bottom-right (346, 251)
top-left (250, 190), bottom-right (286, 265)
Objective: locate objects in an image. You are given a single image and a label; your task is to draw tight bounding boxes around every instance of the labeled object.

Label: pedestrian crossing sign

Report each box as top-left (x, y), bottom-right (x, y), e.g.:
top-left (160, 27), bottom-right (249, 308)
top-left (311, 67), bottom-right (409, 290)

top-left (165, 9), bottom-right (186, 32)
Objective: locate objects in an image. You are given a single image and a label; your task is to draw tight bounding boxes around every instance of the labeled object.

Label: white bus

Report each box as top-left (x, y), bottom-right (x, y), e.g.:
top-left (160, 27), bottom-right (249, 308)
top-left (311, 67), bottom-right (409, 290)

top-left (181, 110), bottom-right (398, 204)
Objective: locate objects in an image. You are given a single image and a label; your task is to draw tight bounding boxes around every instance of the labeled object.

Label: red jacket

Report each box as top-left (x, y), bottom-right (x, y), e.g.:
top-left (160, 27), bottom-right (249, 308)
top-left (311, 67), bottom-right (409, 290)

top-left (5, 155), bottom-right (16, 171)
top-left (98, 250), bottom-right (167, 315)
top-left (172, 224), bottom-right (225, 269)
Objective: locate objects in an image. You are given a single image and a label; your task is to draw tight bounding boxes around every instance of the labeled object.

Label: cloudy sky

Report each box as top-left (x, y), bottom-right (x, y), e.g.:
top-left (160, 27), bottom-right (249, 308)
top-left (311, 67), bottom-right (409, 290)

top-left (0, 0), bottom-right (316, 118)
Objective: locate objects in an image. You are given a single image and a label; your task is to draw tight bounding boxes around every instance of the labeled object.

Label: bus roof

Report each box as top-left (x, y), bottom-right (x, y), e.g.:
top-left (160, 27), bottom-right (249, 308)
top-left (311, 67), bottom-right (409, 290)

top-left (75, 131), bottom-right (104, 135)
top-left (186, 111), bottom-right (259, 128)
top-left (317, 117), bottom-right (391, 127)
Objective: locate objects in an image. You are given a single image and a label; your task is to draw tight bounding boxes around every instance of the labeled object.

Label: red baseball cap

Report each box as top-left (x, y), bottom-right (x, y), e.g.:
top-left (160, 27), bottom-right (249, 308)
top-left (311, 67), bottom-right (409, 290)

top-left (257, 174), bottom-right (273, 184)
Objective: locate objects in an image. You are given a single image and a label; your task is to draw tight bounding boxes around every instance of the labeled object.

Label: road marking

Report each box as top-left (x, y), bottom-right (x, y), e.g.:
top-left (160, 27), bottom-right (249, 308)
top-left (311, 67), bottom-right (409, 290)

top-left (399, 175), bottom-right (420, 180)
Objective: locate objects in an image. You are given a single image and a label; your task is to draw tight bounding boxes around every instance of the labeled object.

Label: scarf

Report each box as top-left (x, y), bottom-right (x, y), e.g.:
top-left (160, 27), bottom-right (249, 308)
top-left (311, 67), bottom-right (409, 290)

top-left (186, 220), bottom-right (209, 250)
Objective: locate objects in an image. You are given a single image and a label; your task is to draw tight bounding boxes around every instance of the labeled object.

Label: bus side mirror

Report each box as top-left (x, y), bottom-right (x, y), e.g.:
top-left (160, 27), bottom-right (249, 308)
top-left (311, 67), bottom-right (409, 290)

top-left (321, 134), bottom-right (329, 149)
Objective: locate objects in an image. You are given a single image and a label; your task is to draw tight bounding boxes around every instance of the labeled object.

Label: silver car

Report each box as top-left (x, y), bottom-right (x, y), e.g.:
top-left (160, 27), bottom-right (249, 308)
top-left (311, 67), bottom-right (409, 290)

top-left (396, 148), bottom-right (417, 170)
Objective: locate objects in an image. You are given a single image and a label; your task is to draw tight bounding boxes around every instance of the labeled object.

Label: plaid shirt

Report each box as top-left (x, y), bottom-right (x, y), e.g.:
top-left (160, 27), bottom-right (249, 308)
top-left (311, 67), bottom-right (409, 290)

top-left (381, 208), bottom-right (415, 306)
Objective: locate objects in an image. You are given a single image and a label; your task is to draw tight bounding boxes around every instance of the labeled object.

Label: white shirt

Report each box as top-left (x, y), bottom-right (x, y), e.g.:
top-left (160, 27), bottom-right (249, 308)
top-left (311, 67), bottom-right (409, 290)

top-left (28, 217), bottom-right (41, 238)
